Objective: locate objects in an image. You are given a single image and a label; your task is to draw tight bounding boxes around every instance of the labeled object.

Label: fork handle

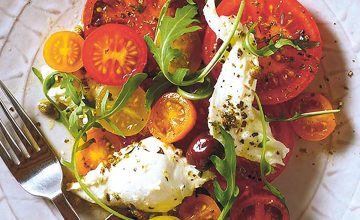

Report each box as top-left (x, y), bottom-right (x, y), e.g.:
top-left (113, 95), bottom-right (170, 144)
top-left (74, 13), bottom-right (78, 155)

top-left (52, 192), bottom-right (80, 220)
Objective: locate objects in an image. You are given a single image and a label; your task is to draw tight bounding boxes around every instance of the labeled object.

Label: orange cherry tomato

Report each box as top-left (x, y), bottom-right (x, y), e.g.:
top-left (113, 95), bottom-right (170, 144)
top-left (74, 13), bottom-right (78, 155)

top-left (82, 24), bottom-right (147, 86)
top-left (290, 92), bottom-right (336, 141)
top-left (179, 194), bottom-right (221, 220)
top-left (148, 93), bottom-right (197, 143)
top-left (43, 31), bottom-right (84, 72)
top-left (75, 128), bottom-right (123, 175)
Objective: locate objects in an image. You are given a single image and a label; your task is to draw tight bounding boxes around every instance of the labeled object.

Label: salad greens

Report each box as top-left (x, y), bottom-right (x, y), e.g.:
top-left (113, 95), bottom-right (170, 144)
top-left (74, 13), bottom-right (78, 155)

top-left (33, 68), bottom-right (91, 137)
top-left (243, 24), bottom-right (320, 57)
top-left (211, 127), bottom-right (239, 220)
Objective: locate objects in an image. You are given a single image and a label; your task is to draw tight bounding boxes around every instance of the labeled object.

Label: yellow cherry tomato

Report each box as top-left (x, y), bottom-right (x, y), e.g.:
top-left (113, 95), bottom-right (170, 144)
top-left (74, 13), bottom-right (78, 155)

top-left (95, 85), bottom-right (150, 136)
top-left (43, 31), bottom-right (84, 72)
top-left (149, 216), bottom-right (180, 220)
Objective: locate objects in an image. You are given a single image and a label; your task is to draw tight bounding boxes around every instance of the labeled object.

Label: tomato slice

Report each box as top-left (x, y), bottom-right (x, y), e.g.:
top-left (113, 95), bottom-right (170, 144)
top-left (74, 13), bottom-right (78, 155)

top-left (179, 194), bottom-right (221, 220)
top-left (95, 85), bottom-right (150, 136)
top-left (230, 188), bottom-right (289, 220)
top-left (290, 92), bottom-right (336, 141)
top-left (148, 93), bottom-right (197, 143)
top-left (43, 31), bottom-right (84, 72)
top-left (82, 24), bottom-right (147, 86)
top-left (202, 0), bottom-right (322, 105)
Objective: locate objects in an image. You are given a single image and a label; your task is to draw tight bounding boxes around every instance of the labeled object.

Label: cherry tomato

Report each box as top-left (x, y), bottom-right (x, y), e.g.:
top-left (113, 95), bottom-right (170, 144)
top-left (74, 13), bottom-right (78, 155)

top-left (82, 24), bottom-right (147, 86)
top-left (186, 132), bottom-right (222, 170)
top-left (230, 188), bottom-right (289, 220)
top-left (148, 93), bottom-right (197, 143)
top-left (83, 0), bottom-right (174, 72)
top-left (95, 85), bottom-right (150, 137)
top-left (83, 0), bottom-right (171, 38)
top-left (290, 92), bottom-right (336, 141)
top-left (43, 31), bottom-right (84, 72)
top-left (202, 0), bottom-right (322, 105)
top-left (75, 128), bottom-right (123, 175)
top-left (179, 194), bottom-right (221, 220)
top-left (174, 98), bottom-right (210, 151)
top-left (169, 32), bottom-right (202, 74)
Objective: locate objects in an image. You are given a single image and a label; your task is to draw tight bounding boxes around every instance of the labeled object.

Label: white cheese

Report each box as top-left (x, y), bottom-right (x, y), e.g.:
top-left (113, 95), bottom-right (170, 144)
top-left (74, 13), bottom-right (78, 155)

top-left (67, 137), bottom-right (211, 212)
top-left (204, 0), bottom-right (289, 166)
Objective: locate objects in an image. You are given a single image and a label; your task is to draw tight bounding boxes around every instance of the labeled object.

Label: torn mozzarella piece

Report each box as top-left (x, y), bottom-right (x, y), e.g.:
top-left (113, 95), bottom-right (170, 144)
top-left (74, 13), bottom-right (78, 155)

top-left (67, 137), bottom-right (211, 212)
top-left (204, 0), bottom-right (289, 166)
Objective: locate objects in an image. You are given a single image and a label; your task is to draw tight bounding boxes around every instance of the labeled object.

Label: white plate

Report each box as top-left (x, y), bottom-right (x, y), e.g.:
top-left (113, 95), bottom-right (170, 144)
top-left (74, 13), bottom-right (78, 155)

top-left (0, 0), bottom-right (360, 219)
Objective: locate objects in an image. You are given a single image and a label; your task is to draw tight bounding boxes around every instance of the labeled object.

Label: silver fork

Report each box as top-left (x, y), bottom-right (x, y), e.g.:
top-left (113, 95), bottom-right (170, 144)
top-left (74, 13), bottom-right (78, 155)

top-left (0, 80), bottom-right (80, 220)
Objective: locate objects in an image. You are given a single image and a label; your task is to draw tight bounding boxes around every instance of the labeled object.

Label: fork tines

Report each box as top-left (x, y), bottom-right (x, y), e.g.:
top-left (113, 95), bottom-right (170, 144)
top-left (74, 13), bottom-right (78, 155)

top-left (0, 80), bottom-right (42, 165)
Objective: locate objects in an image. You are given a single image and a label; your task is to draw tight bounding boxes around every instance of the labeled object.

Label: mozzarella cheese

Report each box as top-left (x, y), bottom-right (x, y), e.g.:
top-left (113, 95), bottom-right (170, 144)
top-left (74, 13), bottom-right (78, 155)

top-left (204, 0), bottom-right (289, 166)
top-left (67, 137), bottom-right (211, 212)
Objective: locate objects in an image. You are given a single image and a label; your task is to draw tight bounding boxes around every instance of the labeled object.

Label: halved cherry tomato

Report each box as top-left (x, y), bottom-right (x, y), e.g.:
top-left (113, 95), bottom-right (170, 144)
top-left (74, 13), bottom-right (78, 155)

top-left (202, 0), bottom-right (322, 105)
top-left (75, 128), bottom-right (123, 175)
top-left (95, 85), bottom-right (150, 137)
top-left (43, 31), bottom-right (84, 72)
top-left (83, 0), bottom-right (174, 72)
top-left (179, 194), bottom-right (221, 220)
top-left (230, 188), bottom-right (289, 220)
top-left (83, 0), bottom-right (172, 38)
top-left (290, 92), bottom-right (336, 141)
top-left (82, 24), bottom-right (147, 86)
top-left (148, 93), bottom-right (197, 143)
top-left (174, 98), bottom-right (210, 151)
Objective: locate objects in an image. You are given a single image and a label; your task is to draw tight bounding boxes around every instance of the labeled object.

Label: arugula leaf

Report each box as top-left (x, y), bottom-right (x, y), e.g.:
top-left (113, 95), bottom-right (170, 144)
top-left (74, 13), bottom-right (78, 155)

top-left (145, 4), bottom-right (201, 85)
top-left (103, 118), bottom-right (125, 137)
top-left (254, 93), bottom-right (285, 203)
top-left (177, 76), bottom-right (214, 100)
top-left (211, 126), bottom-right (239, 219)
top-left (243, 25), bottom-right (320, 57)
top-left (60, 75), bottom-right (82, 106)
top-left (266, 109), bottom-right (340, 122)
top-left (145, 73), bottom-right (172, 109)
top-left (32, 67), bottom-right (44, 83)
top-left (103, 73), bottom-right (148, 117)
top-left (100, 90), bottom-right (110, 115)
top-left (154, 0), bottom-right (172, 43)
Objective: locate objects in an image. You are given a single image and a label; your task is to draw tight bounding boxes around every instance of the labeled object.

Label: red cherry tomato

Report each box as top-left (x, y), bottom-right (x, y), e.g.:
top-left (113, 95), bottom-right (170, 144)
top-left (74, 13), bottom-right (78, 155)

top-left (82, 0), bottom-right (174, 72)
top-left (202, 0), bottom-right (322, 105)
top-left (82, 24), bottom-right (147, 86)
top-left (230, 188), bottom-right (289, 220)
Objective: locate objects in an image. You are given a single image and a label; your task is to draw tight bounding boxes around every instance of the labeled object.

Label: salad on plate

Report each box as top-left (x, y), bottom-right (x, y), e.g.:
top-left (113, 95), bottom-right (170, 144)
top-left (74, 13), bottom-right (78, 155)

top-left (32, 0), bottom-right (340, 219)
